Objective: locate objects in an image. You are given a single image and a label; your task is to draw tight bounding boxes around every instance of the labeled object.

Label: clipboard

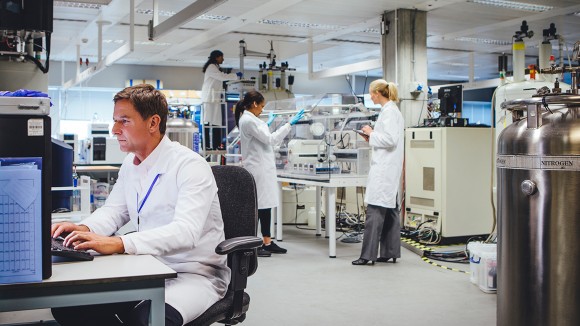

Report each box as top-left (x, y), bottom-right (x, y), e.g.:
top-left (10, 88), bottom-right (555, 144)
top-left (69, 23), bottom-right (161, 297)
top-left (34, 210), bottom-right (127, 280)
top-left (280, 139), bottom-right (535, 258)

top-left (354, 129), bottom-right (368, 137)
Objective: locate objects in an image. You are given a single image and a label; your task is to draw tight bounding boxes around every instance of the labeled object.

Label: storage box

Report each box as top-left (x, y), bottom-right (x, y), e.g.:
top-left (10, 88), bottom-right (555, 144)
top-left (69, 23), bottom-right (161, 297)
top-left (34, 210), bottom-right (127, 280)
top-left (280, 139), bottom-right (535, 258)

top-left (468, 242), bottom-right (497, 293)
top-left (478, 251), bottom-right (497, 293)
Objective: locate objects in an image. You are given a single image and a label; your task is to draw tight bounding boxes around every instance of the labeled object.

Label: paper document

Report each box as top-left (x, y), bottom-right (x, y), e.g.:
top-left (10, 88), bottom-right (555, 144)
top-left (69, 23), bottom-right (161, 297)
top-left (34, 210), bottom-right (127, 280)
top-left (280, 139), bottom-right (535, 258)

top-left (0, 158), bottom-right (43, 284)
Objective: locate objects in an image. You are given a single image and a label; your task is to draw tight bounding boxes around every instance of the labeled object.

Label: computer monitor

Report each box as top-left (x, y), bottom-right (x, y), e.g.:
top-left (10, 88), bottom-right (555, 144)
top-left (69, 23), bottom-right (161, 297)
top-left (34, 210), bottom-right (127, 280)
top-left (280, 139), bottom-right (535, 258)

top-left (51, 138), bottom-right (73, 211)
top-left (438, 85), bottom-right (463, 116)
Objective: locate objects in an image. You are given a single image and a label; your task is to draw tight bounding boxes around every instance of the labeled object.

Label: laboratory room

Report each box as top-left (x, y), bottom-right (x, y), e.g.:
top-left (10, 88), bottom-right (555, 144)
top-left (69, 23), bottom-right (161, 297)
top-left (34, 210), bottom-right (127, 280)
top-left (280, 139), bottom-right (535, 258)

top-left (1, 0), bottom-right (579, 325)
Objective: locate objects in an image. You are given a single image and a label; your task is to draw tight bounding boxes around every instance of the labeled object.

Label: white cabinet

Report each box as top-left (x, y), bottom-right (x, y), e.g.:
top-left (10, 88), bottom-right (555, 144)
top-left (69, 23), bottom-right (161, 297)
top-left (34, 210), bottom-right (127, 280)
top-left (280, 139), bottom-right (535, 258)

top-left (404, 127), bottom-right (493, 238)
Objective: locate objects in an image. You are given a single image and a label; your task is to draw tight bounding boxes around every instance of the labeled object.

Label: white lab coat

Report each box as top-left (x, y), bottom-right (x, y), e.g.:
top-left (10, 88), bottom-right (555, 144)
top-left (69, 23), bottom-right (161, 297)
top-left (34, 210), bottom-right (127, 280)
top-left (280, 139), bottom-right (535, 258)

top-left (81, 136), bottom-right (230, 323)
top-left (364, 101), bottom-right (405, 208)
top-left (239, 110), bottom-right (291, 209)
top-left (201, 64), bottom-right (238, 125)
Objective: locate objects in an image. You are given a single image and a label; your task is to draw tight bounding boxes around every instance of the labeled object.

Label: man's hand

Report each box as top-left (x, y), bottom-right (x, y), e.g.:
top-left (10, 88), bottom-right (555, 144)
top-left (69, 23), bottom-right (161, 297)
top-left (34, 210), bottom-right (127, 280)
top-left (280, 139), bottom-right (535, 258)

top-left (64, 231), bottom-right (125, 255)
top-left (51, 222), bottom-right (89, 239)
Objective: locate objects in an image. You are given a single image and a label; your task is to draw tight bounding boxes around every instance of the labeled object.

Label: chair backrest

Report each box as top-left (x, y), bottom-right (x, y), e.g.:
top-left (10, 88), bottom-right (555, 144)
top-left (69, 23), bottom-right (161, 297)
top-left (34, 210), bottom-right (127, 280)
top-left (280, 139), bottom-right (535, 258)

top-left (211, 165), bottom-right (258, 240)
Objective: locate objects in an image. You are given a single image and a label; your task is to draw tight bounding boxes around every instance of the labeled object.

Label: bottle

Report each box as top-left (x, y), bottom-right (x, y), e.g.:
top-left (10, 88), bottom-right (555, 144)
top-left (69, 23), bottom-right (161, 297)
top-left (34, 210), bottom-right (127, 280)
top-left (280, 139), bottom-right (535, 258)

top-left (71, 165), bottom-right (81, 211)
top-left (193, 131), bottom-right (200, 153)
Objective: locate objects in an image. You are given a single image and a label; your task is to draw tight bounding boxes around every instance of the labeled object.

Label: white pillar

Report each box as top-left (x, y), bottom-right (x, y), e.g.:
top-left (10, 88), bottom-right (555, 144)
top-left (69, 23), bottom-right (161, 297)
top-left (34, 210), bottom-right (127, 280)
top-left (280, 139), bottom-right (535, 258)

top-left (381, 9), bottom-right (428, 128)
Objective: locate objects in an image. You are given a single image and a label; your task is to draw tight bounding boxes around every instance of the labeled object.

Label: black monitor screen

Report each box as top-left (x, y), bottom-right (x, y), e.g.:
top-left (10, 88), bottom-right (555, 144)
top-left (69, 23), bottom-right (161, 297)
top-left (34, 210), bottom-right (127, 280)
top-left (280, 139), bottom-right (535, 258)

top-left (438, 85), bottom-right (463, 116)
top-left (51, 138), bottom-right (73, 211)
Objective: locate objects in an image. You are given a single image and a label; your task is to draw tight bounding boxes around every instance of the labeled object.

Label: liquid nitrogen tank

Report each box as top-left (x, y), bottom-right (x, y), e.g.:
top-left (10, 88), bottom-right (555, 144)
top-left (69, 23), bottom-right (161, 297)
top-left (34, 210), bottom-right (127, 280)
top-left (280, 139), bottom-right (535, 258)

top-left (497, 91), bottom-right (580, 325)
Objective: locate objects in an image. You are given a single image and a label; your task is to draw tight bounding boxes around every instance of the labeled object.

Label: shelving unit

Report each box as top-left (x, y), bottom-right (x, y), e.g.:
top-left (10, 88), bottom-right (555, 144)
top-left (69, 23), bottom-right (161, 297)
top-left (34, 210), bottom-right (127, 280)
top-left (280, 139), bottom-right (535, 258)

top-left (51, 175), bottom-right (91, 222)
top-left (201, 90), bottom-right (229, 162)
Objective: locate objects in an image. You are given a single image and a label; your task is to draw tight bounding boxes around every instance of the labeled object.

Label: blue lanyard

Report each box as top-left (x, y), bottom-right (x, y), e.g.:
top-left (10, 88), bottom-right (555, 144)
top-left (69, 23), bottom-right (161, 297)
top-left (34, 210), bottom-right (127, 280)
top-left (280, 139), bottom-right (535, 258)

top-left (137, 173), bottom-right (161, 216)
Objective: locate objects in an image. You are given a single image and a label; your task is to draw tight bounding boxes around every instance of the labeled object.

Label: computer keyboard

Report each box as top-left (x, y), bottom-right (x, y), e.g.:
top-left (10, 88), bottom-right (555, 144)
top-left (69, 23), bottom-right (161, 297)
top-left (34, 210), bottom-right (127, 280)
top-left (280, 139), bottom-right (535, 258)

top-left (51, 237), bottom-right (94, 261)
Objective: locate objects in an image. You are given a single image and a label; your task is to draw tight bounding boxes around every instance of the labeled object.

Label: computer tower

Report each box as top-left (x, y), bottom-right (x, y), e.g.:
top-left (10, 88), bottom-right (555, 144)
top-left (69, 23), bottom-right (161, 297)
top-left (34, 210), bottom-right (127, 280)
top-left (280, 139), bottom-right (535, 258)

top-left (0, 97), bottom-right (52, 280)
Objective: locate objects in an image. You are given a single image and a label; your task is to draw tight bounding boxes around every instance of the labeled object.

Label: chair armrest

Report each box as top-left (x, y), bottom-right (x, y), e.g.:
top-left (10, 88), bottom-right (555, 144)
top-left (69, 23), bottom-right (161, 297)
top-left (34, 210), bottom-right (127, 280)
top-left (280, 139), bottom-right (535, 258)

top-left (216, 236), bottom-right (263, 255)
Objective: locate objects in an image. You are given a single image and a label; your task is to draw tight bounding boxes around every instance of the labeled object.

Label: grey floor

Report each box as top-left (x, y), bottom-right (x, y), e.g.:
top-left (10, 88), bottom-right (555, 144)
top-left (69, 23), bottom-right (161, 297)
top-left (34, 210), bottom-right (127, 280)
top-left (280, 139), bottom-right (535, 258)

top-left (0, 226), bottom-right (496, 326)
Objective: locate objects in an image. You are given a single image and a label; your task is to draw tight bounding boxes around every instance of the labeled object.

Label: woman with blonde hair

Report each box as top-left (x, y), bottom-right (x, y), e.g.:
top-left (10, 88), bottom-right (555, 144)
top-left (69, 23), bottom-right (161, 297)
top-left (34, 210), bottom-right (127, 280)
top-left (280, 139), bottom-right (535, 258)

top-left (352, 79), bottom-right (405, 265)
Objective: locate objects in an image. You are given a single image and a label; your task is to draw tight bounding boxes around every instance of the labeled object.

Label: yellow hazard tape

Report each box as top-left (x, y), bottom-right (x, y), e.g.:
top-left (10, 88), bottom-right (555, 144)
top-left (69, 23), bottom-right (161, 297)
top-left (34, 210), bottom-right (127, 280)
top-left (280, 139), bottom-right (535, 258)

top-left (401, 238), bottom-right (432, 252)
top-left (403, 237), bottom-right (470, 273)
top-left (402, 237), bottom-right (465, 251)
top-left (421, 257), bottom-right (469, 274)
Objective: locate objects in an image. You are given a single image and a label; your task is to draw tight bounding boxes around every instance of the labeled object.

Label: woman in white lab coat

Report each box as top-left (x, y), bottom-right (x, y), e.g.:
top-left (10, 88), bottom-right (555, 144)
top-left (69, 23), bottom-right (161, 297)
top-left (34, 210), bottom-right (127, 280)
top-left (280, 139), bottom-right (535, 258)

top-left (352, 79), bottom-right (404, 266)
top-left (236, 90), bottom-right (304, 256)
top-left (201, 50), bottom-right (240, 149)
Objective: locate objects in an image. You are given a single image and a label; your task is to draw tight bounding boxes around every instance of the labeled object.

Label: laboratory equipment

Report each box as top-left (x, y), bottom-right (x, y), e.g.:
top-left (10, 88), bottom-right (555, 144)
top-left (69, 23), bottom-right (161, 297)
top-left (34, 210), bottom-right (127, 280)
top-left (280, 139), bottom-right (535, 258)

top-left (497, 62), bottom-right (580, 326)
top-left (77, 123), bottom-right (127, 164)
top-left (262, 93), bottom-right (375, 180)
top-left (0, 96), bottom-right (52, 281)
top-left (227, 40), bottom-right (295, 102)
top-left (79, 137), bottom-right (126, 165)
top-left (0, 0), bottom-right (53, 91)
top-left (438, 85), bottom-right (462, 116)
top-left (491, 22), bottom-right (569, 216)
top-left (166, 110), bottom-right (200, 152)
top-left (404, 127), bottom-right (493, 240)
top-left (494, 22), bottom-right (568, 147)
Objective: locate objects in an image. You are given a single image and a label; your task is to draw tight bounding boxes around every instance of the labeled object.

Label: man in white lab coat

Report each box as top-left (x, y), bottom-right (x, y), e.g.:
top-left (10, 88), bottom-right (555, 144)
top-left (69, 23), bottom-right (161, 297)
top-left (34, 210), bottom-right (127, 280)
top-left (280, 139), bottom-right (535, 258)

top-left (51, 84), bottom-right (230, 325)
top-left (201, 50), bottom-right (241, 149)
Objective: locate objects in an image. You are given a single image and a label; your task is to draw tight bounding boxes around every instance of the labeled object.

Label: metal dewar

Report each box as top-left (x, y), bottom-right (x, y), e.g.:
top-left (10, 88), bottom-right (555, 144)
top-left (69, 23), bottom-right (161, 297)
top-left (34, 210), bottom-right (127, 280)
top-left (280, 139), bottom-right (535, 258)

top-left (166, 113), bottom-right (199, 152)
top-left (497, 95), bottom-right (580, 326)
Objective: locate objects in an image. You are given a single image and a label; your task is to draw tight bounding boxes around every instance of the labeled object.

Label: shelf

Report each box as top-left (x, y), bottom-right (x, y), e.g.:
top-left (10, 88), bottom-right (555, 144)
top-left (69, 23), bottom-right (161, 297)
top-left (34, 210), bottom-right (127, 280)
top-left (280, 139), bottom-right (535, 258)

top-left (51, 212), bottom-right (87, 223)
top-left (51, 175), bottom-right (91, 221)
top-left (52, 186), bottom-right (90, 191)
top-left (205, 150), bottom-right (227, 155)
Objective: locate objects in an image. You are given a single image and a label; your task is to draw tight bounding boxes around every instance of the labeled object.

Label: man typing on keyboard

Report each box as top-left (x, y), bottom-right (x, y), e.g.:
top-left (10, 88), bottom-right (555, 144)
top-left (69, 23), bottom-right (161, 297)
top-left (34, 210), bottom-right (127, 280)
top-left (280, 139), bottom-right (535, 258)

top-left (50, 84), bottom-right (229, 326)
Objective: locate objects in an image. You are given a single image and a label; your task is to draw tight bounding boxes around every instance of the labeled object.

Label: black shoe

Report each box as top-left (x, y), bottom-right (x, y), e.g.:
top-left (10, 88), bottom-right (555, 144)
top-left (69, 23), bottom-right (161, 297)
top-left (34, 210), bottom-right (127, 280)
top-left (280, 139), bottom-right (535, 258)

top-left (263, 242), bottom-right (287, 254)
top-left (257, 248), bottom-right (271, 257)
top-left (352, 258), bottom-right (375, 265)
top-left (376, 257), bottom-right (397, 263)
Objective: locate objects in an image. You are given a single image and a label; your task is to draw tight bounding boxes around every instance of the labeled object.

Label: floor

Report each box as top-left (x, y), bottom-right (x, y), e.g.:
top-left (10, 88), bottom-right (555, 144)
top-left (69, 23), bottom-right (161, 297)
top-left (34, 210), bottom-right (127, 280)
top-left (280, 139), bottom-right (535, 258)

top-left (0, 226), bottom-right (497, 326)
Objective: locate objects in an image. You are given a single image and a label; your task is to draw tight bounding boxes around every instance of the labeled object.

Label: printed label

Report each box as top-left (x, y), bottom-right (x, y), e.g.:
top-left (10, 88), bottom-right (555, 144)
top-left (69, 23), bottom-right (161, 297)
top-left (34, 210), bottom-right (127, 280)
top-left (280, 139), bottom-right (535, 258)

top-left (497, 155), bottom-right (580, 171)
top-left (27, 119), bottom-right (44, 136)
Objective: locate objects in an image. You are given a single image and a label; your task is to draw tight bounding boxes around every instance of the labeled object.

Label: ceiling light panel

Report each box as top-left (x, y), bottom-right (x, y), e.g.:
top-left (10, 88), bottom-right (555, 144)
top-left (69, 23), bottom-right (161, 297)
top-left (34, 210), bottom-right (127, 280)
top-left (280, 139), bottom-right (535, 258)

top-left (454, 37), bottom-right (512, 46)
top-left (467, 0), bottom-right (553, 13)
top-left (258, 19), bottom-right (342, 30)
top-left (54, 0), bottom-right (111, 9)
top-left (135, 8), bottom-right (175, 16)
top-left (135, 8), bottom-right (230, 21)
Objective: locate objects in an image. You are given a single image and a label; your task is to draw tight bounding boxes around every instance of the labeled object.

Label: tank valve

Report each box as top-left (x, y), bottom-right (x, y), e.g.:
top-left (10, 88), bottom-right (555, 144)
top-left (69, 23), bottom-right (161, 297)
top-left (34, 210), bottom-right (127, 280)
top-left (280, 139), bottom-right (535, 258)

top-left (520, 180), bottom-right (537, 196)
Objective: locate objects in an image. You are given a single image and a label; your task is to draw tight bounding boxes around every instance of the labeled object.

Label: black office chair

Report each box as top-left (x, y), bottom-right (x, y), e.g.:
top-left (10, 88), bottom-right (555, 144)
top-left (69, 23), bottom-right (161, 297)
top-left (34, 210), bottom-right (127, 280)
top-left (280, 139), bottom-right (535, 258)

top-left (187, 165), bottom-right (262, 326)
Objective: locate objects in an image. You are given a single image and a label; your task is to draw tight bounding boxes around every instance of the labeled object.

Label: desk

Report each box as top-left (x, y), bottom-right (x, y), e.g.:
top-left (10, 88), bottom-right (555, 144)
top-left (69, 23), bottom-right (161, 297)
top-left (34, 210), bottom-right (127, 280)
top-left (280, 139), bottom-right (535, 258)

top-left (276, 173), bottom-right (367, 258)
top-left (0, 255), bottom-right (176, 326)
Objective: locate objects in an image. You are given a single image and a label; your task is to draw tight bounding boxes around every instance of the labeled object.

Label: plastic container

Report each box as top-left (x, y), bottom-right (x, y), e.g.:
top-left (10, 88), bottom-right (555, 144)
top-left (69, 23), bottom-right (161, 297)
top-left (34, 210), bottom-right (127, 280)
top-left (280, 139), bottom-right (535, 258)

top-left (93, 182), bottom-right (109, 209)
top-left (468, 242), bottom-right (497, 291)
top-left (479, 251), bottom-right (497, 293)
top-left (71, 167), bottom-right (81, 211)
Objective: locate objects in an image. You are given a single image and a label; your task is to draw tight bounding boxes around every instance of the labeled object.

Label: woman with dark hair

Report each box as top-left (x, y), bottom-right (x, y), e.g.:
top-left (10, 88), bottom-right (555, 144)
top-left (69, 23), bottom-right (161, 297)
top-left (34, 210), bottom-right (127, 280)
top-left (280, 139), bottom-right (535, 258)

top-left (236, 90), bottom-right (304, 257)
top-left (201, 50), bottom-right (240, 149)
